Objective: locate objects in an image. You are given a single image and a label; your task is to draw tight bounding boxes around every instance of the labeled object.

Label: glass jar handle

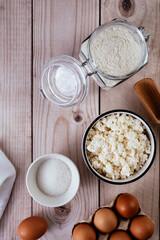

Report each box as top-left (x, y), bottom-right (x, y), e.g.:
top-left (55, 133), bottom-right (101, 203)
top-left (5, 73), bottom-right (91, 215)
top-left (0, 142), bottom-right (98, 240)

top-left (138, 26), bottom-right (149, 42)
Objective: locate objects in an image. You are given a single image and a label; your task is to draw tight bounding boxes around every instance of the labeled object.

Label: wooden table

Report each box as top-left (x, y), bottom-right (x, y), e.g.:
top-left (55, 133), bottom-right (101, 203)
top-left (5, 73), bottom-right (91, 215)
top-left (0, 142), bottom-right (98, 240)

top-left (0, 0), bottom-right (159, 239)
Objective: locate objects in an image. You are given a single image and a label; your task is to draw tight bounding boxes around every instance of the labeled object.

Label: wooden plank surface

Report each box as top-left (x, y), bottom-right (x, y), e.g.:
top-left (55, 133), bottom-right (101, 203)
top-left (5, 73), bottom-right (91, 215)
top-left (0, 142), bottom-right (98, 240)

top-left (0, 0), bottom-right (159, 239)
top-left (0, 0), bottom-right (32, 239)
top-left (100, 1), bottom-right (159, 239)
top-left (33, 0), bottom-right (99, 239)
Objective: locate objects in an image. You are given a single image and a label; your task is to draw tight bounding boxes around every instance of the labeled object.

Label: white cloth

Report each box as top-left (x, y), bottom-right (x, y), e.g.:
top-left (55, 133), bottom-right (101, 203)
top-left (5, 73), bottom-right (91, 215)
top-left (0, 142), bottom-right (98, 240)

top-left (0, 150), bottom-right (16, 219)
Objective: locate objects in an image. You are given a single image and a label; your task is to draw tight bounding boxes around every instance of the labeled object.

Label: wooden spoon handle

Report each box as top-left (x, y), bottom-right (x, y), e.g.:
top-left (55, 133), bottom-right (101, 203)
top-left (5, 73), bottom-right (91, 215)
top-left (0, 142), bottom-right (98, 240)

top-left (134, 78), bottom-right (160, 124)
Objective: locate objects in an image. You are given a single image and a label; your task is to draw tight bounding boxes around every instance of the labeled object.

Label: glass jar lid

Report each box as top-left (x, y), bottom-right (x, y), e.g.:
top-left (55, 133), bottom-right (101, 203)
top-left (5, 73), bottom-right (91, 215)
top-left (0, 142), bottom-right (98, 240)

top-left (41, 55), bottom-right (89, 108)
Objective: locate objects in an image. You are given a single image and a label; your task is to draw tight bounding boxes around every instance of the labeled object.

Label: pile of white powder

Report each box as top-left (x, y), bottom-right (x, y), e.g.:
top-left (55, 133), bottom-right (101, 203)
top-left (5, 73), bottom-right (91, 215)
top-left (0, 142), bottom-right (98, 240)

top-left (36, 158), bottom-right (72, 197)
top-left (91, 26), bottom-right (142, 76)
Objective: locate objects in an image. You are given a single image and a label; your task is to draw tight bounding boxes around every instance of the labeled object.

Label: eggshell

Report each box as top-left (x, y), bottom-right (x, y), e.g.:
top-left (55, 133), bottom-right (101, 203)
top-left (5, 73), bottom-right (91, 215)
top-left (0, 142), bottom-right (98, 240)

top-left (17, 216), bottom-right (48, 240)
top-left (72, 193), bottom-right (154, 240)
top-left (115, 193), bottom-right (139, 218)
top-left (72, 223), bottom-right (96, 240)
top-left (129, 215), bottom-right (154, 240)
top-left (93, 208), bottom-right (118, 233)
top-left (109, 230), bottom-right (132, 240)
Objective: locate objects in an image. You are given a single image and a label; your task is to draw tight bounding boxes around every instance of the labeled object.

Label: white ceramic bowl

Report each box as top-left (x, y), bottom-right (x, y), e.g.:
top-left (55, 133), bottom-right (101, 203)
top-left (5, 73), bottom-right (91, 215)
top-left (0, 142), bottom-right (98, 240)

top-left (82, 110), bottom-right (156, 184)
top-left (26, 153), bottom-right (80, 207)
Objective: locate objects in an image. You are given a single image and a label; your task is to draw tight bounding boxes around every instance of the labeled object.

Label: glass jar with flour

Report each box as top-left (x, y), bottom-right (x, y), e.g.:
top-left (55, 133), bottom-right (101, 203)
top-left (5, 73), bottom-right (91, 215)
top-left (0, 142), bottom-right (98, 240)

top-left (40, 19), bottom-right (149, 108)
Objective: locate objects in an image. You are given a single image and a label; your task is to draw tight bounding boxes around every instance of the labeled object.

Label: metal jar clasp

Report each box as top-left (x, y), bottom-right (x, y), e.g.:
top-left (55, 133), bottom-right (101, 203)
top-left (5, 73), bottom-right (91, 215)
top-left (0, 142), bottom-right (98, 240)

top-left (40, 88), bottom-right (47, 99)
top-left (138, 26), bottom-right (149, 42)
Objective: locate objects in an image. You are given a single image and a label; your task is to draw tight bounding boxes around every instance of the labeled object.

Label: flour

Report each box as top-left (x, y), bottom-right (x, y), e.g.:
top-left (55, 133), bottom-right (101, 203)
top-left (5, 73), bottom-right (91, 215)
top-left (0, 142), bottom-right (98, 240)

top-left (91, 26), bottom-right (142, 76)
top-left (36, 158), bottom-right (72, 197)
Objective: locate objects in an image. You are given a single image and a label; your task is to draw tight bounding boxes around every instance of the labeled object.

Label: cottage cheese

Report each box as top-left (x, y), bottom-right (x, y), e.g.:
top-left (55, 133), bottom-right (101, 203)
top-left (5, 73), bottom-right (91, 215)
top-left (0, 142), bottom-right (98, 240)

top-left (86, 113), bottom-right (151, 180)
top-left (91, 26), bottom-right (142, 76)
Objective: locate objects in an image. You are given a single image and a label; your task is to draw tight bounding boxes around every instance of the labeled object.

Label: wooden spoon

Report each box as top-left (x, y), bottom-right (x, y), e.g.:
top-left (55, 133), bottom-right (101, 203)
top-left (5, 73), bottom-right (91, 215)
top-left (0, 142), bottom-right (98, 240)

top-left (134, 78), bottom-right (160, 124)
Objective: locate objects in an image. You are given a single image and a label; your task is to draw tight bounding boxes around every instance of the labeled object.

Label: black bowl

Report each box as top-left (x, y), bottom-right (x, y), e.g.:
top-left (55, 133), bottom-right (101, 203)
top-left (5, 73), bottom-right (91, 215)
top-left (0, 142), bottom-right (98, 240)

top-left (82, 110), bottom-right (156, 184)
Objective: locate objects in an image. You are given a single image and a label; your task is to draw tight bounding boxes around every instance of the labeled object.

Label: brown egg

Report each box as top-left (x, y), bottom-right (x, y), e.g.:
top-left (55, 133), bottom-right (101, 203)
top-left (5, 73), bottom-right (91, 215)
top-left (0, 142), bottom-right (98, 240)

top-left (130, 215), bottom-right (154, 240)
top-left (109, 230), bottom-right (132, 240)
top-left (93, 208), bottom-right (118, 233)
top-left (17, 216), bottom-right (48, 240)
top-left (72, 223), bottom-right (96, 240)
top-left (115, 193), bottom-right (139, 218)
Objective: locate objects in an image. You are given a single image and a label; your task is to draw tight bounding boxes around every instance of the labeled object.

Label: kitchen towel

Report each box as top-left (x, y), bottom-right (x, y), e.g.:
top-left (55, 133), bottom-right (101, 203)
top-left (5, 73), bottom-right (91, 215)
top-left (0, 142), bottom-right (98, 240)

top-left (0, 150), bottom-right (16, 219)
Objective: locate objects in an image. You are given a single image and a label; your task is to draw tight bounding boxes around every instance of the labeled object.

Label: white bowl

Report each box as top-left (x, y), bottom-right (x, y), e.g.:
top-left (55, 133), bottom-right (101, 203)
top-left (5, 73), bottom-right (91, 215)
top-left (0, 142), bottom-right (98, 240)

top-left (26, 153), bottom-right (80, 207)
top-left (82, 110), bottom-right (156, 184)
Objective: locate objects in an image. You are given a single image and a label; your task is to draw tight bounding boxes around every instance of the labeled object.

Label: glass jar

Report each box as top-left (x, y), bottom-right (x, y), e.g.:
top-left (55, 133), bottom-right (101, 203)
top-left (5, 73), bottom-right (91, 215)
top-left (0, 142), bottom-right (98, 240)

top-left (41, 19), bottom-right (149, 107)
top-left (40, 55), bottom-right (89, 108)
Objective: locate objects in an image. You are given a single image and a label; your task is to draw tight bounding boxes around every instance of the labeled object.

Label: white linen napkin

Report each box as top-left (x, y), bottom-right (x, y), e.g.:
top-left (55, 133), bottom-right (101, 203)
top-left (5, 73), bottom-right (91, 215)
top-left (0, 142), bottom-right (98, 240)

top-left (0, 150), bottom-right (16, 219)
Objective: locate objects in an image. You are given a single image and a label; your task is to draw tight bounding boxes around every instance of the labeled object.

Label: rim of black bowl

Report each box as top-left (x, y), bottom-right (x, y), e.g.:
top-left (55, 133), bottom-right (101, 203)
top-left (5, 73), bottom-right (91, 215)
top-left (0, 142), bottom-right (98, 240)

top-left (82, 109), bottom-right (156, 185)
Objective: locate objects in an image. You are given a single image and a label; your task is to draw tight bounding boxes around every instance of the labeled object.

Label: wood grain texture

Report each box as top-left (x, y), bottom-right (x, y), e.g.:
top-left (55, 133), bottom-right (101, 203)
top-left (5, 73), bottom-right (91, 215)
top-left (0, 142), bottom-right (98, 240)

top-left (100, 0), bottom-right (159, 239)
top-left (33, 1), bottom-right (99, 239)
top-left (0, 0), bottom-right (32, 239)
top-left (0, 1), bottom-right (159, 239)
